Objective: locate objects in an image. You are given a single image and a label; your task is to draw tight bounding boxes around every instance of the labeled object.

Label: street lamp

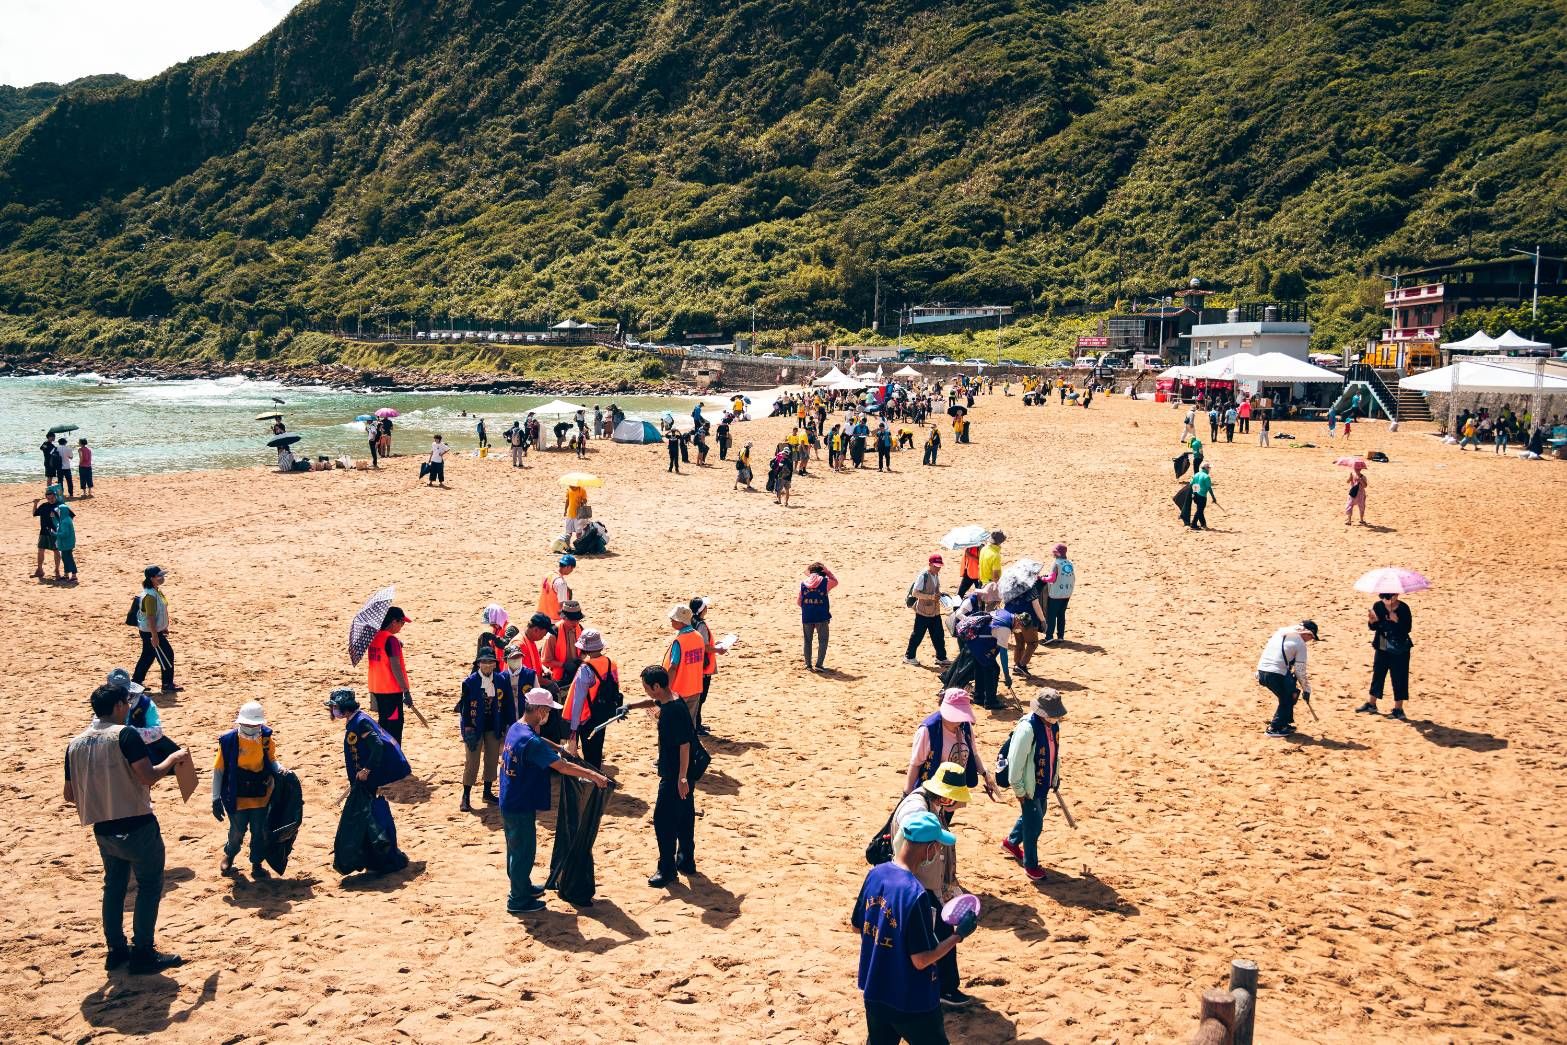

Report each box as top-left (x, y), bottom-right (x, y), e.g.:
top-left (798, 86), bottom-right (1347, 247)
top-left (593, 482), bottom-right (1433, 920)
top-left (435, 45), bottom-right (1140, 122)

top-left (1505, 245), bottom-right (1565, 324)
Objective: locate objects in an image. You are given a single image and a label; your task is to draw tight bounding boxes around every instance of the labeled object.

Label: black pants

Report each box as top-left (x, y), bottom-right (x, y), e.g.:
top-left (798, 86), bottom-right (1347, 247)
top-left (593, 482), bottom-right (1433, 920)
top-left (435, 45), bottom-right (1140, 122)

top-left (1370, 650), bottom-right (1410, 703)
top-left (698, 673), bottom-right (712, 729)
top-left (133, 631), bottom-right (174, 689)
top-left (95, 818), bottom-right (165, 952)
top-left (80, 466), bottom-right (93, 490)
top-left (668, 446), bottom-right (680, 472)
top-left (373, 692), bottom-right (405, 745)
top-left (653, 777), bottom-right (695, 874)
top-left (1239, 417), bottom-right (1250, 433)
top-left (581, 727), bottom-right (606, 769)
top-left (877, 447), bottom-right (891, 470)
top-left (1259, 670), bottom-right (1297, 732)
top-left (1044, 596), bottom-right (1069, 642)
top-left (1225, 423), bottom-right (1235, 442)
top-left (718, 439), bottom-right (730, 460)
top-left (956, 575), bottom-right (977, 598)
top-left (368, 440), bottom-right (379, 466)
top-left (971, 651), bottom-right (1000, 708)
top-left (60, 468), bottom-right (74, 496)
top-left (865, 1000), bottom-right (949, 1045)
top-left (1210, 422), bottom-right (1219, 441)
top-left (923, 446), bottom-right (937, 465)
top-left (427, 462), bottom-right (445, 483)
top-left (906, 615), bottom-right (948, 660)
top-left (1191, 494), bottom-right (1208, 529)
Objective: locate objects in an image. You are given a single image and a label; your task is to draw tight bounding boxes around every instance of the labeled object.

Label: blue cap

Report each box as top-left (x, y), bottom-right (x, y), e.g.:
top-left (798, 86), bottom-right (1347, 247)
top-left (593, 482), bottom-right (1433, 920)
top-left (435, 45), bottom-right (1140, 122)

top-left (990, 609), bottom-right (1015, 629)
top-left (559, 554), bottom-right (577, 567)
top-left (901, 810), bottom-right (956, 846)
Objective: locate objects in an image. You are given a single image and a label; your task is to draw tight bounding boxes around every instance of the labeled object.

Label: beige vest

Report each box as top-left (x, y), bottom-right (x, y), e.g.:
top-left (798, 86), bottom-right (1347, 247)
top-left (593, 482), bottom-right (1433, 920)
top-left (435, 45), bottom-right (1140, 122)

top-left (67, 721), bottom-right (153, 827)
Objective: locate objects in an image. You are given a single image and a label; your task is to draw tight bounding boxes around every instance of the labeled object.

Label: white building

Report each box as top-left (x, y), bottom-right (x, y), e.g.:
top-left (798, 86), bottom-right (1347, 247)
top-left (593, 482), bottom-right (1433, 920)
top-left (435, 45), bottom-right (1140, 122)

top-left (1183, 321), bottom-right (1311, 366)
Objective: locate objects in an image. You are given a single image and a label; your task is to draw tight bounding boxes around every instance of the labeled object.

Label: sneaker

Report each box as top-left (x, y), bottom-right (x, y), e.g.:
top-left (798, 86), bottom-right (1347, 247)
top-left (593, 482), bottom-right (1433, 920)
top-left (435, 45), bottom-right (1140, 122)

top-left (105, 945), bottom-right (130, 971)
top-left (647, 871), bottom-right (678, 888)
top-left (1024, 865), bottom-right (1047, 882)
top-left (128, 948), bottom-right (183, 975)
top-left (903, 656), bottom-right (919, 666)
top-left (940, 989), bottom-right (974, 1010)
top-left (1390, 707), bottom-right (1408, 721)
top-left (506, 898), bottom-right (547, 914)
top-left (1355, 701), bottom-right (1378, 714)
top-left (1264, 727), bottom-right (1293, 738)
top-left (935, 659), bottom-right (951, 668)
top-left (1000, 839), bottom-right (1024, 863)
top-left (250, 863), bottom-right (270, 879)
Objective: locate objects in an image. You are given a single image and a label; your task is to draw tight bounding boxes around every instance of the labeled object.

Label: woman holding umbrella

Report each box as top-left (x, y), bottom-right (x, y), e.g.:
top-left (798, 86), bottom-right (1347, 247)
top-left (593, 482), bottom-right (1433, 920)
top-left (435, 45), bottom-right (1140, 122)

top-left (1343, 459), bottom-right (1369, 526)
top-left (1354, 568), bottom-right (1422, 720)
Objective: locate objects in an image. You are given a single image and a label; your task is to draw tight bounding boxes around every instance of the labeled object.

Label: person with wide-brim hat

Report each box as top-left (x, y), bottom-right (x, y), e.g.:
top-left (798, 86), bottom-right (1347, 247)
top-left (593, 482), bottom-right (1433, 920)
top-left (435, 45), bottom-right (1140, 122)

top-left (213, 701), bottom-right (283, 877)
top-left (1002, 689), bottom-right (1068, 881)
top-left (892, 761), bottom-right (975, 1010)
top-left (564, 628), bottom-right (620, 766)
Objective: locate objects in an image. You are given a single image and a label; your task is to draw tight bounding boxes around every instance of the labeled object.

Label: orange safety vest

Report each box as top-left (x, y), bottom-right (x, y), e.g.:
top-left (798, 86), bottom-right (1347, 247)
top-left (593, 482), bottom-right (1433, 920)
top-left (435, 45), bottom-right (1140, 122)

top-left (537, 574), bottom-right (569, 620)
top-left (962, 547), bottom-right (980, 580)
top-left (698, 623), bottom-right (717, 676)
top-left (664, 628), bottom-right (706, 697)
top-left (517, 638), bottom-right (543, 682)
top-left (565, 654), bottom-right (615, 725)
top-left (547, 620), bottom-right (581, 682)
top-left (367, 629), bottom-right (403, 694)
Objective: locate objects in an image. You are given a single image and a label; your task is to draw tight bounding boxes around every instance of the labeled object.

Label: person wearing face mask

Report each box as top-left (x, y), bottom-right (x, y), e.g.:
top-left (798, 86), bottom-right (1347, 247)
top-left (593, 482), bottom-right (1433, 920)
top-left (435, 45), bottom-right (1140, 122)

top-left (327, 688), bottom-right (410, 875)
top-left (893, 761), bottom-right (976, 1010)
top-left (212, 701), bottom-right (284, 878)
top-left (456, 647), bottom-right (513, 812)
top-left (1357, 593), bottom-right (1413, 720)
top-left (852, 810), bottom-right (975, 1042)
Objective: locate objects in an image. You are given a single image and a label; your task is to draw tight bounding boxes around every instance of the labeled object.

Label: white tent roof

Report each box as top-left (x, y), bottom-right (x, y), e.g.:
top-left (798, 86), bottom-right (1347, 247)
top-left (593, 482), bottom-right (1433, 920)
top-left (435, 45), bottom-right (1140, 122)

top-left (892, 364), bottom-right (923, 378)
top-left (1185, 352), bottom-right (1343, 384)
top-left (1493, 329), bottom-right (1553, 350)
top-left (1440, 330), bottom-right (1499, 352)
top-left (874, 366), bottom-right (886, 380)
top-left (551, 318), bottom-right (596, 330)
top-left (823, 374), bottom-right (866, 390)
top-left (528, 398), bottom-right (589, 415)
top-left (1400, 358), bottom-right (1567, 394)
top-left (812, 366), bottom-right (848, 387)
top-left (1159, 365), bottom-right (1192, 380)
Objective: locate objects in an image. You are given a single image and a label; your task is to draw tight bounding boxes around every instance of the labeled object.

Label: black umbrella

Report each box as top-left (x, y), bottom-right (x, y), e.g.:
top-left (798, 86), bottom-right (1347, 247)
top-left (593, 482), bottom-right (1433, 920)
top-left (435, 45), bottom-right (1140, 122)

top-left (271, 397), bottom-right (286, 405)
top-left (47, 424), bottom-right (79, 435)
top-left (947, 405), bottom-right (968, 417)
top-left (267, 434), bottom-right (302, 448)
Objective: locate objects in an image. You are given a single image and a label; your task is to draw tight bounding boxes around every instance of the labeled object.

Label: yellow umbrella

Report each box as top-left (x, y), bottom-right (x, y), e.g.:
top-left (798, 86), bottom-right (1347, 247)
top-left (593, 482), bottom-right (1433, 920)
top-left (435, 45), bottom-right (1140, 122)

top-left (558, 472), bottom-right (604, 488)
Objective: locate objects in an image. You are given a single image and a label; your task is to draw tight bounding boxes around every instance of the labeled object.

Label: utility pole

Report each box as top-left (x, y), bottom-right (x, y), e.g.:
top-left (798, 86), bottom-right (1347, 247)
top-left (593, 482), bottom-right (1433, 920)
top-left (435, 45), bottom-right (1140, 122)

top-left (1506, 245), bottom-right (1562, 327)
top-left (873, 272), bottom-right (881, 333)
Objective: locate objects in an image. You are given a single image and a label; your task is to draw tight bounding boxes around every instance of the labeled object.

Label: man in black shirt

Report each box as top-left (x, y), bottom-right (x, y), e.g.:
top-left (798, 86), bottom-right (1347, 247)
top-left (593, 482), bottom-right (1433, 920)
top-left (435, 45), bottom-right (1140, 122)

top-left (624, 665), bottom-right (697, 887)
top-left (32, 488), bottom-right (60, 581)
top-left (64, 684), bottom-right (190, 973)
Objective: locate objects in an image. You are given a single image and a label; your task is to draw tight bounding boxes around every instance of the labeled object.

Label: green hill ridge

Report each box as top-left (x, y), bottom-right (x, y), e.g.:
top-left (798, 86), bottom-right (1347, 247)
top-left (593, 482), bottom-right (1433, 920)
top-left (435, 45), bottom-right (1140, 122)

top-left (0, 0), bottom-right (1563, 367)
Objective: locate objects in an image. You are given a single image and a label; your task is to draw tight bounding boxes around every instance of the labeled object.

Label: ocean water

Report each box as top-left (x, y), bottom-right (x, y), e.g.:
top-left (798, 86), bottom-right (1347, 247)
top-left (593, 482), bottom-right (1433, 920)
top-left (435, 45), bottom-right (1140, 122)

top-left (0, 375), bottom-right (696, 483)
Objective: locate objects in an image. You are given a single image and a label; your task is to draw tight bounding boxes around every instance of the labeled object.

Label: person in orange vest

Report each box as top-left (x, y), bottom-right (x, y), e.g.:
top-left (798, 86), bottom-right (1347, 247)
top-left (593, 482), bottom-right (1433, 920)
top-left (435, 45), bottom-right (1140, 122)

top-left (957, 545), bottom-right (981, 598)
top-left (544, 601), bottom-right (585, 686)
top-left (689, 597), bottom-right (725, 737)
top-left (366, 607), bottom-right (415, 746)
top-left (508, 614), bottom-right (551, 688)
top-left (662, 604), bottom-right (707, 723)
top-left (537, 555), bottom-right (576, 621)
top-left (564, 629), bottom-right (621, 767)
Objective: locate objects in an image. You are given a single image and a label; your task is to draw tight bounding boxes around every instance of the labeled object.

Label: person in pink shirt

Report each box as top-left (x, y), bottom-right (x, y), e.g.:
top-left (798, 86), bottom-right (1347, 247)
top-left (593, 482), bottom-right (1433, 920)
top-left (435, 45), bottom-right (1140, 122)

top-left (77, 439), bottom-right (95, 497)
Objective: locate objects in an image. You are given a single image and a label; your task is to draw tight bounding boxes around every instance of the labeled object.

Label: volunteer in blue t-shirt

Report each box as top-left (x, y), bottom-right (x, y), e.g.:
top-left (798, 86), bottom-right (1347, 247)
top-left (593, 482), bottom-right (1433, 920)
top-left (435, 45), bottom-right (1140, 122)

top-left (498, 687), bottom-right (608, 914)
top-left (851, 811), bottom-right (977, 1043)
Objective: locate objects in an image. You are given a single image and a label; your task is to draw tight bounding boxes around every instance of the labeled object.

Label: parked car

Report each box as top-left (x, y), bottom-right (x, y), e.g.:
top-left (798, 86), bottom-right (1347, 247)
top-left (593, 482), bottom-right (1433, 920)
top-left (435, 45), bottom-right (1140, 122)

top-left (929, 356), bottom-right (953, 365)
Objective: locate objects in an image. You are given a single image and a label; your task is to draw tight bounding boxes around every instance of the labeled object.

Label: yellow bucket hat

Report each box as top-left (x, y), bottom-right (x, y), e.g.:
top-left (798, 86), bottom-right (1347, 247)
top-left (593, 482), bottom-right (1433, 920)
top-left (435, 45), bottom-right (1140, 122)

top-left (922, 761), bottom-right (972, 804)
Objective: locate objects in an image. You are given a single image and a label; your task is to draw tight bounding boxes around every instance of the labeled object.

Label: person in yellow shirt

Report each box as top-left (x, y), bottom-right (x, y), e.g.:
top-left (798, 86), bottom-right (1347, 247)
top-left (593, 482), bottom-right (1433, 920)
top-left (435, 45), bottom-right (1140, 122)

top-left (212, 701), bottom-right (283, 877)
top-left (978, 531), bottom-right (1005, 584)
top-left (562, 483), bottom-right (589, 546)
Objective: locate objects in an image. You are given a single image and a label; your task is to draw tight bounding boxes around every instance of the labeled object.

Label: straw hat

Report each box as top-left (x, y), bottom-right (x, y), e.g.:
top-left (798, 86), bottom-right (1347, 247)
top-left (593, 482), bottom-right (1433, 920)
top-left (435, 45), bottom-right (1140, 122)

top-left (922, 761), bottom-right (972, 804)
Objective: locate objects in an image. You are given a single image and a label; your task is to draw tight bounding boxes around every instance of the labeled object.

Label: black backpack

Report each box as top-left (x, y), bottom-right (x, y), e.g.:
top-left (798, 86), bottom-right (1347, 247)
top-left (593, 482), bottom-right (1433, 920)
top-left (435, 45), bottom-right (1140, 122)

top-left (584, 660), bottom-right (624, 727)
top-left (994, 724), bottom-right (1021, 789)
top-left (125, 595), bottom-right (141, 628)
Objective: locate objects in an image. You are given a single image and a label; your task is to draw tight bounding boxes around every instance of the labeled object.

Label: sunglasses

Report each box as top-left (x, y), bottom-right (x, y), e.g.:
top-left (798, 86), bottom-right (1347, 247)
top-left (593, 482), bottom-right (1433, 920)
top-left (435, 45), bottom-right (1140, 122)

top-left (1379, 594), bottom-right (1398, 601)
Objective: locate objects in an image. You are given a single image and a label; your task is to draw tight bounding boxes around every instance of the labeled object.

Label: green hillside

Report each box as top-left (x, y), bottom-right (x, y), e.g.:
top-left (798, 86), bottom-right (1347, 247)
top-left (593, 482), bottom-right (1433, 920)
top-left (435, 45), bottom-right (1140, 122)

top-left (0, 75), bottom-right (129, 138)
top-left (0, 0), bottom-right (1562, 367)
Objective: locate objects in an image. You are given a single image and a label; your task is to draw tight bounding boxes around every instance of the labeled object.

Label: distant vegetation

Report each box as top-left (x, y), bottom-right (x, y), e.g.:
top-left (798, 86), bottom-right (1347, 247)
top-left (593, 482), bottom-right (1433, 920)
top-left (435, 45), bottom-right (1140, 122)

top-left (0, 75), bottom-right (129, 137)
top-left (0, 0), bottom-right (1562, 369)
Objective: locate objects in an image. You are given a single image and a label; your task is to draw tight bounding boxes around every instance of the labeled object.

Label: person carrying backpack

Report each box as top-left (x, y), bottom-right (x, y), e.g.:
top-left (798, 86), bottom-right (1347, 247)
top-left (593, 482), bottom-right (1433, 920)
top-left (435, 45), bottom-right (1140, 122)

top-left (903, 555), bottom-right (949, 667)
top-left (564, 629), bottom-right (621, 767)
top-left (957, 608), bottom-right (1013, 710)
top-left (999, 689), bottom-right (1066, 881)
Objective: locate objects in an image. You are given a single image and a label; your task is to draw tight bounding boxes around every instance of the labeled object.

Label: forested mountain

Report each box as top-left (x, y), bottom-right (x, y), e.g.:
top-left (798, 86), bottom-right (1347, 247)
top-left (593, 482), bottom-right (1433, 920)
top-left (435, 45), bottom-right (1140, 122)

top-left (0, 75), bottom-right (129, 138)
top-left (0, 0), bottom-right (1563, 363)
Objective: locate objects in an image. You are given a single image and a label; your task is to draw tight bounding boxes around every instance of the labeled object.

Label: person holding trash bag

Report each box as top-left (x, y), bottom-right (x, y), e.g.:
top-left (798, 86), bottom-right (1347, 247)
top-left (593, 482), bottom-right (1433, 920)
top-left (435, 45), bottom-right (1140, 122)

top-left (893, 761), bottom-right (979, 1010)
top-left (328, 688), bottom-right (410, 876)
top-left (852, 809), bottom-right (975, 1043)
top-left (1255, 620), bottom-right (1319, 738)
top-left (212, 701), bottom-right (284, 878)
top-left (1000, 688), bottom-right (1066, 882)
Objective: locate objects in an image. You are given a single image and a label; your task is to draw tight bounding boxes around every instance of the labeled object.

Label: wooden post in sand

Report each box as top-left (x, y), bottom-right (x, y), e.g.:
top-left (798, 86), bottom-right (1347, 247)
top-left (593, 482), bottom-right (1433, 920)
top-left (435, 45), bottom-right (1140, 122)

top-left (1229, 959), bottom-right (1258, 1045)
top-left (1191, 988), bottom-right (1235, 1045)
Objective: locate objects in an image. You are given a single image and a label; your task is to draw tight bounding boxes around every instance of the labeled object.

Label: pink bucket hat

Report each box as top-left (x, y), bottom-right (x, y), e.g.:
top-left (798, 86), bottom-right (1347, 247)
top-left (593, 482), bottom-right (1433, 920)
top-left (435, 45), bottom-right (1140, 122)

top-left (939, 688), bottom-right (975, 724)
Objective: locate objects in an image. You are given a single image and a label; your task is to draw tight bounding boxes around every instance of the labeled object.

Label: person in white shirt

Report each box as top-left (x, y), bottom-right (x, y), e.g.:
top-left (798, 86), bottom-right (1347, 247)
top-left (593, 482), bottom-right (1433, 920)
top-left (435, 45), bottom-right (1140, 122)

top-left (1255, 620), bottom-right (1320, 737)
top-left (427, 435), bottom-right (449, 488)
top-left (57, 438), bottom-right (76, 496)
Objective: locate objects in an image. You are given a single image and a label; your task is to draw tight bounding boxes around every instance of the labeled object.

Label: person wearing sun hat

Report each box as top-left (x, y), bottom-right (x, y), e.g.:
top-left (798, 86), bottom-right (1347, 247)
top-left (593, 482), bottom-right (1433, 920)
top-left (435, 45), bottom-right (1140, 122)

top-left (906, 689), bottom-right (1000, 800)
top-left (893, 758), bottom-right (976, 1009)
top-left (1002, 689), bottom-right (1067, 881)
top-left (904, 554), bottom-right (949, 666)
top-left (212, 701), bottom-right (283, 877)
top-left (662, 603), bottom-right (707, 718)
top-left (852, 809), bottom-right (975, 1038)
top-left (564, 628), bottom-right (621, 766)
top-left (543, 600), bottom-right (586, 689)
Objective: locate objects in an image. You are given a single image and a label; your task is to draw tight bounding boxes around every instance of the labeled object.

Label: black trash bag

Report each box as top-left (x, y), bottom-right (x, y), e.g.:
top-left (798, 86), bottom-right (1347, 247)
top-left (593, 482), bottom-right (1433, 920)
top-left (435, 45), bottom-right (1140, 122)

top-left (1173, 452), bottom-right (1191, 479)
top-left (546, 766), bottom-right (608, 906)
top-left (333, 785), bottom-right (405, 875)
top-left (264, 770), bottom-right (304, 875)
top-left (940, 647), bottom-right (977, 690)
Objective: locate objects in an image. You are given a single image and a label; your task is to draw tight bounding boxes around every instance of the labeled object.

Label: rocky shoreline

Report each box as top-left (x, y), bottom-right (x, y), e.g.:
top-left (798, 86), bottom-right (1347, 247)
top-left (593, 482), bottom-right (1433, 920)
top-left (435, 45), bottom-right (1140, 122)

top-left (0, 353), bottom-right (695, 396)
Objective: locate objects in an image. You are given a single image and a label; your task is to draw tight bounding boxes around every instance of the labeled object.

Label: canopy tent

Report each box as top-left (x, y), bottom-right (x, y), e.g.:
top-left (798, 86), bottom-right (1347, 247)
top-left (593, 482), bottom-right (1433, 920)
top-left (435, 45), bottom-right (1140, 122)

top-left (1493, 329), bottom-right (1554, 352)
top-left (892, 364), bottom-right (923, 379)
top-left (529, 398), bottom-right (590, 416)
top-left (551, 318), bottom-right (597, 330)
top-left (823, 373), bottom-right (866, 390)
top-left (700, 384), bottom-right (803, 417)
top-left (1440, 330), bottom-right (1499, 353)
top-left (1158, 364), bottom-right (1192, 380)
top-left (1185, 352), bottom-right (1343, 384)
top-left (612, 418), bottom-right (663, 443)
top-left (811, 366), bottom-right (849, 387)
top-left (1399, 358), bottom-right (1567, 394)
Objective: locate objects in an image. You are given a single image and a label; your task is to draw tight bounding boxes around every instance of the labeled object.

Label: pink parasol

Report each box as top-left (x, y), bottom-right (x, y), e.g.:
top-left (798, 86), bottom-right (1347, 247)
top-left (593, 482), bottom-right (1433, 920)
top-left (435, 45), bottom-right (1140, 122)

top-left (1335, 456), bottom-right (1366, 468)
top-left (374, 407), bottom-right (400, 419)
top-left (1353, 567), bottom-right (1430, 595)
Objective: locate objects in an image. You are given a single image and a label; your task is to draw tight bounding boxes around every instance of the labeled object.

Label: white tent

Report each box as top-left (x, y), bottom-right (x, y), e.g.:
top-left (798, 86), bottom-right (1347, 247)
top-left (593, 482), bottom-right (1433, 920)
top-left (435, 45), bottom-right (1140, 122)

top-left (824, 373), bottom-right (866, 390)
top-left (551, 319), bottom-right (597, 330)
top-left (528, 398), bottom-right (589, 416)
top-left (1493, 329), bottom-right (1554, 351)
top-left (892, 364), bottom-right (923, 379)
top-left (1185, 351), bottom-right (1342, 384)
top-left (812, 366), bottom-right (849, 387)
top-left (1440, 330), bottom-right (1499, 353)
top-left (1159, 364), bottom-right (1192, 380)
top-left (1400, 359), bottom-right (1567, 394)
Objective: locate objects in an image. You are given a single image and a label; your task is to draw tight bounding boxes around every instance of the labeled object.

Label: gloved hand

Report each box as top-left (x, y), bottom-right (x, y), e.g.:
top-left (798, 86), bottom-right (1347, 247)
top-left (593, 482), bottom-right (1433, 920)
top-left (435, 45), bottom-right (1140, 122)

top-left (955, 911), bottom-right (978, 940)
top-left (211, 799), bottom-right (225, 822)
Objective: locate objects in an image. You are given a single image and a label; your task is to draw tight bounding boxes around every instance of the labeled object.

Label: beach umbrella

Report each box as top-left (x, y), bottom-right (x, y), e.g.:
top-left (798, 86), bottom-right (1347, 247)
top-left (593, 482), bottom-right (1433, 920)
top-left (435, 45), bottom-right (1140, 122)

top-left (348, 585), bottom-right (396, 666)
top-left (47, 423), bottom-right (79, 435)
top-left (375, 408), bottom-right (399, 419)
top-left (1353, 567), bottom-right (1430, 595)
top-left (939, 524), bottom-right (989, 550)
top-left (1334, 456), bottom-right (1366, 468)
top-left (267, 434), bottom-right (302, 448)
top-left (355, 414), bottom-right (374, 423)
top-left (558, 472), bottom-right (604, 488)
top-left (255, 412), bottom-right (284, 422)
top-left (947, 405), bottom-right (968, 417)
top-left (271, 397), bottom-right (286, 405)
top-left (998, 559), bottom-right (1044, 604)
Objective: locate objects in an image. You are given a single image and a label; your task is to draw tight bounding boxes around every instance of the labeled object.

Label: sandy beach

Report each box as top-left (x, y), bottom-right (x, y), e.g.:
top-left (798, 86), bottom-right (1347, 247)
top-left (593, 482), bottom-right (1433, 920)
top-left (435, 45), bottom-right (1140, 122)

top-left (2, 391), bottom-right (1565, 1043)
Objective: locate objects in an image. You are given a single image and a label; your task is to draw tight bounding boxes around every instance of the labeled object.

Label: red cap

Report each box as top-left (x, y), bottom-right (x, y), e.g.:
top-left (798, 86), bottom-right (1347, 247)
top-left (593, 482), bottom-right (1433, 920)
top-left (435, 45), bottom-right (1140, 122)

top-left (928, 554), bottom-right (944, 564)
